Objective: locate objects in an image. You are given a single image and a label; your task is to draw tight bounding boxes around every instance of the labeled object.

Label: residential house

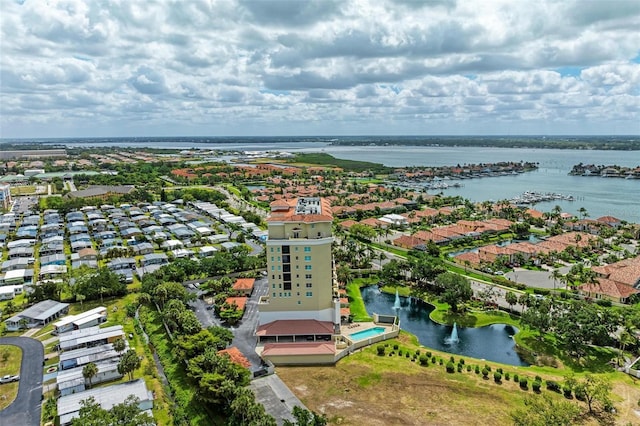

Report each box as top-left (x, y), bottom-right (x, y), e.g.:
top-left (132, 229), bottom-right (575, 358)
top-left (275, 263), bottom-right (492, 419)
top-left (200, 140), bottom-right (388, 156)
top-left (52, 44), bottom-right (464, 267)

top-left (5, 299), bottom-right (69, 331)
top-left (57, 379), bottom-right (152, 426)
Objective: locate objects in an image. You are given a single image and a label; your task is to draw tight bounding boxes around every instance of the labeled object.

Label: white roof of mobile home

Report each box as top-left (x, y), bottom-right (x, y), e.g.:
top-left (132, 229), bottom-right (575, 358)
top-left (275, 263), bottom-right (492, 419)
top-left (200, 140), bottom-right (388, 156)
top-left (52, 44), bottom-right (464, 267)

top-left (57, 379), bottom-right (152, 425)
top-left (59, 325), bottom-right (123, 351)
top-left (54, 307), bottom-right (107, 331)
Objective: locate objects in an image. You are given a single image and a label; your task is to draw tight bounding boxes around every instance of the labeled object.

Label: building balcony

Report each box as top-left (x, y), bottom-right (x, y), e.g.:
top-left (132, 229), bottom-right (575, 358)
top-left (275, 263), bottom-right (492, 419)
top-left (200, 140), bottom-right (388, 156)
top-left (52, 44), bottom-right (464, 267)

top-left (269, 233), bottom-right (332, 240)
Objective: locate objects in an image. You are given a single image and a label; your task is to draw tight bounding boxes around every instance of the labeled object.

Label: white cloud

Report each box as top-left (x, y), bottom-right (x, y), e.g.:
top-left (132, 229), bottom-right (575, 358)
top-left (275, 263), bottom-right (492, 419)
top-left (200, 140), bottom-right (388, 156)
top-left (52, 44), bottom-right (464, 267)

top-left (1, 0), bottom-right (639, 138)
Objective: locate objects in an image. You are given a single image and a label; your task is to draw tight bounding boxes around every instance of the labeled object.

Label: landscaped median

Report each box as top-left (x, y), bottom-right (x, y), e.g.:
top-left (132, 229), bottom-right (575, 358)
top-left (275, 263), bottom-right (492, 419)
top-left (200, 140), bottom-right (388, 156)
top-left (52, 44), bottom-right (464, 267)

top-left (0, 344), bottom-right (22, 410)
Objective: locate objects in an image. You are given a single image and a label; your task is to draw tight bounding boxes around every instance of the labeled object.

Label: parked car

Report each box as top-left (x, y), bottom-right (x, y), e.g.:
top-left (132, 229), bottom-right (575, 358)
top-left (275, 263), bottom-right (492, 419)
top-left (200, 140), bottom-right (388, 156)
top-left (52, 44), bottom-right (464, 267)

top-left (0, 374), bottom-right (20, 384)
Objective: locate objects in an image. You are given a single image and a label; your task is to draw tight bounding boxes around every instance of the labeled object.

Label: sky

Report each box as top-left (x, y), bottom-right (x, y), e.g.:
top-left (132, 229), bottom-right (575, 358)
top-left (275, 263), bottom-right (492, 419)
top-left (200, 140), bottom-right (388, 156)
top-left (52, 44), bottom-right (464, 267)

top-left (1, 0), bottom-right (640, 139)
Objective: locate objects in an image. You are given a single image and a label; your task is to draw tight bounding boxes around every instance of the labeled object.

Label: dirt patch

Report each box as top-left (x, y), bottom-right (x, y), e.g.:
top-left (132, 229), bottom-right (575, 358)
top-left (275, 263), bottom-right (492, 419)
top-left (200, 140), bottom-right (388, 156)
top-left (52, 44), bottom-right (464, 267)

top-left (278, 363), bottom-right (519, 425)
top-left (277, 344), bottom-right (640, 426)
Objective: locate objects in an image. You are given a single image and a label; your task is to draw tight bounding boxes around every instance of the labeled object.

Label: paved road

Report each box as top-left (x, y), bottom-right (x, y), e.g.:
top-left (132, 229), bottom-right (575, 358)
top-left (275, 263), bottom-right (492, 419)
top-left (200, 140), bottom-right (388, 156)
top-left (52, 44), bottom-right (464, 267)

top-left (189, 276), bottom-right (307, 423)
top-left (188, 276), bottom-right (269, 371)
top-left (230, 276), bottom-right (270, 372)
top-left (0, 337), bottom-right (44, 426)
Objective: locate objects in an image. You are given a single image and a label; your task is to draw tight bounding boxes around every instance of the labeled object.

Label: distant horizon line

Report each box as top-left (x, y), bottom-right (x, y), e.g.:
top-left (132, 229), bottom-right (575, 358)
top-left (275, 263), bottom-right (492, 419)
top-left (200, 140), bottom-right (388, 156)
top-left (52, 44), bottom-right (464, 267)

top-left (2, 134), bottom-right (639, 142)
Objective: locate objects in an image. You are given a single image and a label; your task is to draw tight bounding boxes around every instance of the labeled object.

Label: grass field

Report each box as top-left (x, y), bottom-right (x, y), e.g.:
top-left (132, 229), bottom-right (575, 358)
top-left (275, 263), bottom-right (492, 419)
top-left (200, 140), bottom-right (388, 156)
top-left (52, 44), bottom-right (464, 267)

top-left (0, 344), bottom-right (22, 410)
top-left (10, 185), bottom-right (36, 195)
top-left (277, 332), bottom-right (640, 425)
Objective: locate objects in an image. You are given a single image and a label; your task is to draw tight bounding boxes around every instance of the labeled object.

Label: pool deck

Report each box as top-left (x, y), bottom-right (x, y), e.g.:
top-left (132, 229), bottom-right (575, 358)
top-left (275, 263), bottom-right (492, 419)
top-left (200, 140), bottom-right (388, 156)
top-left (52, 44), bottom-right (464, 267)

top-left (341, 322), bottom-right (396, 343)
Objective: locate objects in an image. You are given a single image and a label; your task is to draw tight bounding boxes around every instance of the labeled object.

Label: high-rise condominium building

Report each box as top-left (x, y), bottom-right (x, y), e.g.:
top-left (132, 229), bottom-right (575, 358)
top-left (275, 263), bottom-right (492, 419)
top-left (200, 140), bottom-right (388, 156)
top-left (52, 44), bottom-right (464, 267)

top-left (258, 197), bottom-right (340, 332)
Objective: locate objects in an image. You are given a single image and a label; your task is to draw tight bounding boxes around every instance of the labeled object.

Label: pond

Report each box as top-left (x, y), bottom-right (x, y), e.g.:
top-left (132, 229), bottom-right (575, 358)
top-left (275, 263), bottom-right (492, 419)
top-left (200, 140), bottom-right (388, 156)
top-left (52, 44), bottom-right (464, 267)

top-left (361, 286), bottom-right (528, 366)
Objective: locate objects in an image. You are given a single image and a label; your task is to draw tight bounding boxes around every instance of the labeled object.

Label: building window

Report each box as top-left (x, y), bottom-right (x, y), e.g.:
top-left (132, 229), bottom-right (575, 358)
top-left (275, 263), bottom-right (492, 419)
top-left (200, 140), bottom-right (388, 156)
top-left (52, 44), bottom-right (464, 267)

top-left (304, 247), bottom-right (311, 252)
top-left (298, 301), bottom-right (301, 304)
top-left (306, 283), bottom-right (312, 288)
top-left (297, 292), bottom-right (300, 296)
top-left (277, 247), bottom-right (280, 252)
top-left (271, 266), bottom-right (274, 271)
top-left (305, 265), bottom-right (312, 270)
top-left (295, 247), bottom-right (299, 251)
top-left (272, 292), bottom-right (276, 297)
top-left (306, 291), bottom-right (313, 297)
top-left (305, 274), bottom-right (312, 279)
top-left (271, 256), bottom-right (274, 261)
top-left (279, 293), bottom-right (282, 297)
top-left (270, 247), bottom-right (274, 252)
top-left (272, 284), bottom-right (275, 289)
top-left (304, 255), bottom-right (311, 261)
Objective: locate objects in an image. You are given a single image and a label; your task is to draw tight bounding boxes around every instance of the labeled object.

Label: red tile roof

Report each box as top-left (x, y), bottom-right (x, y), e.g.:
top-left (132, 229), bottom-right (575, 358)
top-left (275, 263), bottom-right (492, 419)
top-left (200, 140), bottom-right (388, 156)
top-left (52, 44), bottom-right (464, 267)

top-left (217, 346), bottom-right (251, 368)
top-left (233, 278), bottom-right (255, 291)
top-left (579, 279), bottom-right (639, 300)
top-left (262, 342), bottom-right (335, 356)
top-left (225, 296), bottom-right (247, 311)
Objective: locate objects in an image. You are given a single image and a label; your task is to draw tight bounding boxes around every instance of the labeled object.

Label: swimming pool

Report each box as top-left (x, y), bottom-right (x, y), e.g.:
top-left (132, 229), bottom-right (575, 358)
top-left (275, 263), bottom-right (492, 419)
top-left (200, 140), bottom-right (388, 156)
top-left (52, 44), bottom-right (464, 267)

top-left (349, 326), bottom-right (386, 340)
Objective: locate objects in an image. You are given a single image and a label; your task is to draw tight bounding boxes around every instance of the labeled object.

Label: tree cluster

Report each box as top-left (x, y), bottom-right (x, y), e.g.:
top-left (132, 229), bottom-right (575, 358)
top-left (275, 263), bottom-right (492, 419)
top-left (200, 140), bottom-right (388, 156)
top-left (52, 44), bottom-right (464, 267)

top-left (73, 267), bottom-right (127, 302)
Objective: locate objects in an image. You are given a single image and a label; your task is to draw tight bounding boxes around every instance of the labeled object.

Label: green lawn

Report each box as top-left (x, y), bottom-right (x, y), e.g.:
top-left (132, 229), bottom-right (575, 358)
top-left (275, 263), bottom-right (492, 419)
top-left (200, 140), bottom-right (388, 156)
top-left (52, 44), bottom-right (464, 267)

top-left (345, 280), bottom-right (375, 322)
top-left (430, 307), bottom-right (521, 328)
top-left (514, 330), bottom-right (618, 374)
top-left (10, 185), bottom-right (36, 195)
top-left (0, 344), bottom-right (22, 410)
top-left (369, 242), bottom-right (407, 257)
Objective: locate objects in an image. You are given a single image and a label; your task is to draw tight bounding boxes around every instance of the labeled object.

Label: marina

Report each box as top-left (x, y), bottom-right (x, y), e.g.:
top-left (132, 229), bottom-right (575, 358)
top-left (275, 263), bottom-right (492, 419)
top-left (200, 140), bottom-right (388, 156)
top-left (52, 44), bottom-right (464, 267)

top-left (508, 191), bottom-right (574, 205)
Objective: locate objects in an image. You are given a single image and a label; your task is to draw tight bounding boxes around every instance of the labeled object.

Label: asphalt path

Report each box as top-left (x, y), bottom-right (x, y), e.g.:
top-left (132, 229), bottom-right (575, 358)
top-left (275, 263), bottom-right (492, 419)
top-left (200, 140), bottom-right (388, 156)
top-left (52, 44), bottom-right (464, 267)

top-left (0, 337), bottom-right (44, 426)
top-left (230, 276), bottom-right (270, 372)
top-left (188, 276), bottom-right (269, 372)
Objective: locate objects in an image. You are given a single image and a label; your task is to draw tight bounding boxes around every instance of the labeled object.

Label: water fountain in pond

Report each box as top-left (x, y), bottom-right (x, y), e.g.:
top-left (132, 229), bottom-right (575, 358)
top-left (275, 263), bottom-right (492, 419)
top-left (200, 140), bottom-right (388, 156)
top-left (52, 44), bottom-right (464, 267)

top-left (393, 288), bottom-right (401, 309)
top-left (445, 322), bottom-right (459, 344)
top-left (360, 286), bottom-right (527, 366)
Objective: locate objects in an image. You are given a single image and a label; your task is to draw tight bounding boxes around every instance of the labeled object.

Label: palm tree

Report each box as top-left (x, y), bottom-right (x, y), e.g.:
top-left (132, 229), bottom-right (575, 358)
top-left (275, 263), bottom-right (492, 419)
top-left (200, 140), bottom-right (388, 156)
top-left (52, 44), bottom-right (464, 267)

top-left (377, 252), bottom-right (387, 270)
top-left (113, 337), bottom-right (127, 355)
top-left (617, 328), bottom-right (635, 367)
top-left (82, 362), bottom-right (98, 389)
top-left (75, 293), bottom-right (86, 309)
top-left (335, 263), bottom-right (353, 287)
top-left (578, 207), bottom-right (589, 220)
top-left (550, 269), bottom-right (563, 292)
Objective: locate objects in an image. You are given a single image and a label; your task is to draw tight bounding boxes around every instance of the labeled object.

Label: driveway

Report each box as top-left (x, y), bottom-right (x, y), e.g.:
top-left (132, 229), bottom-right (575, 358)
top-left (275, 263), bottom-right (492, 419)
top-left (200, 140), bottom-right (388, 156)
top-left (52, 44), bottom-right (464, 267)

top-left (0, 337), bottom-right (44, 426)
